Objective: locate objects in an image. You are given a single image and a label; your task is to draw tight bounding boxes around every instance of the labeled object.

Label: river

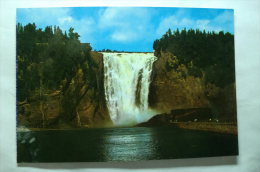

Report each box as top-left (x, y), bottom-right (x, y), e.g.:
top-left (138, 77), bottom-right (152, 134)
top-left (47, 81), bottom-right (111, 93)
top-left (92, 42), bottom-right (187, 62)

top-left (17, 127), bottom-right (238, 162)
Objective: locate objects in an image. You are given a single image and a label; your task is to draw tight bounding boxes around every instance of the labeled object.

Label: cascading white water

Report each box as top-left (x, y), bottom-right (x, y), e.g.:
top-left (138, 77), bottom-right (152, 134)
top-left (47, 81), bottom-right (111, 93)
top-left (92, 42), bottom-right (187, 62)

top-left (103, 52), bottom-right (157, 126)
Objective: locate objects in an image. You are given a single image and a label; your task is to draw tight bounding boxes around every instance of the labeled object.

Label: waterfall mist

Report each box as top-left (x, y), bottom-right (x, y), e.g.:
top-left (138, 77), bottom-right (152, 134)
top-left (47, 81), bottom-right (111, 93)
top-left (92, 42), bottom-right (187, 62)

top-left (103, 52), bottom-right (158, 126)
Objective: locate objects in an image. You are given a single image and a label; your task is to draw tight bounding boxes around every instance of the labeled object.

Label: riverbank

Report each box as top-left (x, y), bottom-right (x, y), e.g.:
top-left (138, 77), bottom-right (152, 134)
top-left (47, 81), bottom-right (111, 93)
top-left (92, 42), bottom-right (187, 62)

top-left (16, 126), bottom-right (91, 132)
top-left (17, 122), bottom-right (237, 135)
top-left (174, 122), bottom-right (237, 135)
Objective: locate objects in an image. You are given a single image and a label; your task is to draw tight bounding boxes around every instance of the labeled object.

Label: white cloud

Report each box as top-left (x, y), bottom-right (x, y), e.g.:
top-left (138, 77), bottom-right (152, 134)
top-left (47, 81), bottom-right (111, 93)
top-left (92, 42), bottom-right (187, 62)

top-left (179, 18), bottom-right (193, 26)
top-left (69, 18), bottom-right (95, 42)
top-left (58, 16), bottom-right (73, 24)
top-left (111, 31), bottom-right (137, 42)
top-left (214, 10), bottom-right (233, 24)
top-left (156, 10), bottom-right (234, 36)
top-left (98, 7), bottom-right (152, 42)
top-left (156, 16), bottom-right (177, 35)
top-left (99, 7), bottom-right (150, 28)
top-left (17, 8), bottom-right (95, 43)
top-left (18, 8), bottom-right (71, 26)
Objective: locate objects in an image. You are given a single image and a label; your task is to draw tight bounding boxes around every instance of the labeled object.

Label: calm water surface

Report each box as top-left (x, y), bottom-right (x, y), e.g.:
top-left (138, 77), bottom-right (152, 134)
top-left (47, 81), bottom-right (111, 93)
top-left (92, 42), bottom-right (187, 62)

top-left (17, 127), bottom-right (238, 162)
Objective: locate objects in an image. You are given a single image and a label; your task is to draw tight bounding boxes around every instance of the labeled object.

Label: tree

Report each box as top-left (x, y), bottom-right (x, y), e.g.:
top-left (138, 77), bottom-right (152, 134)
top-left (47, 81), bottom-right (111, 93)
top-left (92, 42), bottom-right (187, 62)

top-left (68, 27), bottom-right (80, 40)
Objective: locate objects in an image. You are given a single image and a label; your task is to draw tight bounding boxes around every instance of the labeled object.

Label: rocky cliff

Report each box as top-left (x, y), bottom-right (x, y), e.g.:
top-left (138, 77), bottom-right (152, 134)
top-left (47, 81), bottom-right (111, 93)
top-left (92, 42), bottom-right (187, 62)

top-left (18, 51), bottom-right (112, 128)
top-left (76, 51), bottom-right (112, 127)
top-left (149, 51), bottom-right (209, 113)
top-left (149, 51), bottom-right (237, 122)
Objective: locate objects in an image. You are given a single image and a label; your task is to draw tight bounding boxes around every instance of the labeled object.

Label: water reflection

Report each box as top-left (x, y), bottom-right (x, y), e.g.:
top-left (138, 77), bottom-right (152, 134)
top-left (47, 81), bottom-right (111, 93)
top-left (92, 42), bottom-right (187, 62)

top-left (101, 127), bottom-right (158, 161)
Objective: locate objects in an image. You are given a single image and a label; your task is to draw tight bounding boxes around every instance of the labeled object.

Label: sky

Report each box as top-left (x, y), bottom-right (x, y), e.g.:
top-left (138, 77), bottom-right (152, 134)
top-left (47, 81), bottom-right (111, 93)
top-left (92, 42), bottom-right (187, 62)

top-left (17, 7), bottom-right (234, 52)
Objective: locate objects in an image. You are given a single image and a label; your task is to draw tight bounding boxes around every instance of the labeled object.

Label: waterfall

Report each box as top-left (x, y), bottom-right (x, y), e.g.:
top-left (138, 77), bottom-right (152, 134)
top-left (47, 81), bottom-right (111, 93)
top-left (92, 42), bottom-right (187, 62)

top-left (103, 52), bottom-right (157, 126)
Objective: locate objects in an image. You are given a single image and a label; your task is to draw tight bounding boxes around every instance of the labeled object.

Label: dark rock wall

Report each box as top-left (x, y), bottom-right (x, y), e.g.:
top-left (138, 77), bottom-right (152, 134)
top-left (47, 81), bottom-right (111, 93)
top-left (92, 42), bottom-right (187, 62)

top-left (77, 52), bottom-right (112, 127)
top-left (149, 51), bottom-right (209, 113)
top-left (149, 51), bottom-right (237, 122)
top-left (18, 51), bottom-right (112, 128)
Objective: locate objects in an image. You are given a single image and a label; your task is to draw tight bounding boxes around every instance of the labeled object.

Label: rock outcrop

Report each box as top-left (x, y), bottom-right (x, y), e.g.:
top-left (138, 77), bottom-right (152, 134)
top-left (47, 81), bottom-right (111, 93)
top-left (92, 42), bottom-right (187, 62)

top-left (149, 51), bottom-right (209, 113)
top-left (137, 108), bottom-right (212, 127)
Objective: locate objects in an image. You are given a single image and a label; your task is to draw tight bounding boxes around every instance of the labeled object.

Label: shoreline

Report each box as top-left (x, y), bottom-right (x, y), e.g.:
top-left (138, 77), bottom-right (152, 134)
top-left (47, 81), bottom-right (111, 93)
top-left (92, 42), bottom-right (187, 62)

top-left (17, 122), bottom-right (237, 135)
top-left (174, 122), bottom-right (238, 135)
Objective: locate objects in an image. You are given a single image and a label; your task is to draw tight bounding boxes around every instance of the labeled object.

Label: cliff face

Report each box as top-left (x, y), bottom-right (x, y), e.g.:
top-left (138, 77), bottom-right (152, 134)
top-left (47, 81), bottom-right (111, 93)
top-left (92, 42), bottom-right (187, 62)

top-left (149, 51), bottom-right (209, 113)
top-left (77, 52), bottom-right (112, 127)
top-left (18, 51), bottom-right (112, 128)
top-left (149, 51), bottom-right (237, 122)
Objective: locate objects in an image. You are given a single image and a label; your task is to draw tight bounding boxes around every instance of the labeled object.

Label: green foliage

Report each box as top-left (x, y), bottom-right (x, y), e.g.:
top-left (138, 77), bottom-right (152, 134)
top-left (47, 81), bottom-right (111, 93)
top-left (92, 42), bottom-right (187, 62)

top-left (16, 23), bottom-right (92, 102)
top-left (153, 28), bottom-right (235, 87)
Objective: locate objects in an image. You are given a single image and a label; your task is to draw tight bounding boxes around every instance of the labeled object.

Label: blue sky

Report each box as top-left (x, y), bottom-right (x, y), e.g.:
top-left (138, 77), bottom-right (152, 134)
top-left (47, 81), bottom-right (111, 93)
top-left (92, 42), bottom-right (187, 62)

top-left (17, 7), bottom-right (234, 52)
